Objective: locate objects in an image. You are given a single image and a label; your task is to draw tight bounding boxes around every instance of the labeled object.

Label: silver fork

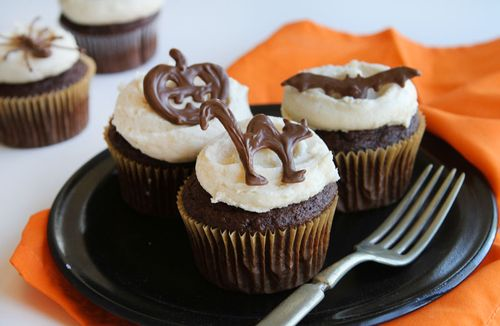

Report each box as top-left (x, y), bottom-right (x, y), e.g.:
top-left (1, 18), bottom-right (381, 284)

top-left (258, 164), bottom-right (465, 326)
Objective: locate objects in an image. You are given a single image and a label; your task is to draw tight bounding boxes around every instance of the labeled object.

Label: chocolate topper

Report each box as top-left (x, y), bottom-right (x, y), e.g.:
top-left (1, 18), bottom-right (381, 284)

top-left (0, 17), bottom-right (80, 72)
top-left (282, 66), bottom-right (420, 99)
top-left (200, 99), bottom-right (312, 186)
top-left (143, 49), bottom-right (229, 125)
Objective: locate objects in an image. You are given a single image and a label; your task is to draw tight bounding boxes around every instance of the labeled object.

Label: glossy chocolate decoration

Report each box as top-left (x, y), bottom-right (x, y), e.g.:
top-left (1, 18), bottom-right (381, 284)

top-left (282, 66), bottom-right (420, 99)
top-left (0, 17), bottom-right (75, 72)
top-left (143, 49), bottom-right (229, 125)
top-left (199, 99), bottom-right (312, 185)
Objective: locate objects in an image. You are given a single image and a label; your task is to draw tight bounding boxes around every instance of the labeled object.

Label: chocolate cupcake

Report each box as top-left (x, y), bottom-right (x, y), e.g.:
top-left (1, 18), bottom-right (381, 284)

top-left (0, 18), bottom-right (95, 148)
top-left (177, 99), bottom-right (340, 293)
top-left (105, 49), bottom-right (252, 217)
top-left (59, 0), bottom-right (163, 73)
top-left (281, 61), bottom-right (425, 212)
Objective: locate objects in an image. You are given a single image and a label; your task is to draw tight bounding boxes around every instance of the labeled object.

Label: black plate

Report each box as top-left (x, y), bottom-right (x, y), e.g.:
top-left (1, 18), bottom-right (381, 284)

top-left (48, 105), bottom-right (497, 325)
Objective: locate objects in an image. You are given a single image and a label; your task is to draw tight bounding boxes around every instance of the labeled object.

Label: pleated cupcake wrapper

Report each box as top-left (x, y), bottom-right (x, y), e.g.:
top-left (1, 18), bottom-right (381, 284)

top-left (178, 187), bottom-right (338, 294)
top-left (68, 18), bottom-right (158, 73)
top-left (335, 111), bottom-right (426, 212)
top-left (104, 126), bottom-right (194, 217)
top-left (0, 54), bottom-right (96, 148)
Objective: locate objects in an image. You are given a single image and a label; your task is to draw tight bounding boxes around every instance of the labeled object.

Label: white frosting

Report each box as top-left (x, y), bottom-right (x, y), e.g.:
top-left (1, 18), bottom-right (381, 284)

top-left (59, 0), bottom-right (164, 25)
top-left (112, 76), bottom-right (252, 163)
top-left (281, 61), bottom-right (419, 132)
top-left (0, 25), bottom-right (79, 84)
top-left (196, 117), bottom-right (339, 213)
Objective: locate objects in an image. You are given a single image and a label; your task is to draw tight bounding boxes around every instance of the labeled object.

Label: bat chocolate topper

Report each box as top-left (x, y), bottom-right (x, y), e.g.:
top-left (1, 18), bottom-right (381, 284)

top-left (282, 66), bottom-right (420, 99)
top-left (143, 48), bottom-right (229, 125)
top-left (0, 17), bottom-right (81, 72)
top-left (200, 99), bottom-right (313, 186)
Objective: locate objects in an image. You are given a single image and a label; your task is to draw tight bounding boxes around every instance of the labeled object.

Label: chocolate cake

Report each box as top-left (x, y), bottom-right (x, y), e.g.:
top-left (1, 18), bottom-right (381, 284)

top-left (105, 123), bottom-right (194, 218)
top-left (0, 19), bottom-right (95, 148)
top-left (106, 123), bottom-right (194, 170)
top-left (0, 60), bottom-right (88, 97)
top-left (316, 113), bottom-right (420, 153)
top-left (104, 49), bottom-right (251, 217)
top-left (60, 13), bottom-right (158, 73)
top-left (177, 100), bottom-right (339, 293)
top-left (182, 175), bottom-right (337, 233)
top-left (281, 61), bottom-right (425, 212)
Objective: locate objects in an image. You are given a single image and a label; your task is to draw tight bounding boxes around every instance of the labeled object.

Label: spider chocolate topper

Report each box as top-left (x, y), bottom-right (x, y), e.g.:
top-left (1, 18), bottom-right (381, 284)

top-left (143, 48), bottom-right (229, 126)
top-left (199, 99), bottom-right (313, 186)
top-left (282, 66), bottom-right (420, 99)
top-left (0, 17), bottom-right (80, 72)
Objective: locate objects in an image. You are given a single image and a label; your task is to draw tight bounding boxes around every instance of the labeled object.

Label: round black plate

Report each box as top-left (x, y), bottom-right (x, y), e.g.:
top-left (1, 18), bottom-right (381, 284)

top-left (48, 105), bottom-right (497, 325)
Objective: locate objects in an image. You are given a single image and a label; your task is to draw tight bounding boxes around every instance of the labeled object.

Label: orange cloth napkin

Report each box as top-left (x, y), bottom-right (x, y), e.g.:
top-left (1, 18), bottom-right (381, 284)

top-left (10, 20), bottom-right (500, 325)
top-left (10, 210), bottom-right (133, 326)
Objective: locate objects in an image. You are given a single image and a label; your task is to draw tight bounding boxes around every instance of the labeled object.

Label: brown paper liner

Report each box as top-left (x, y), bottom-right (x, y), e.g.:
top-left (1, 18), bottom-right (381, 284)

top-left (0, 54), bottom-right (96, 148)
top-left (335, 111), bottom-right (426, 212)
top-left (104, 126), bottom-right (194, 217)
top-left (66, 17), bottom-right (158, 73)
top-left (177, 186), bottom-right (338, 294)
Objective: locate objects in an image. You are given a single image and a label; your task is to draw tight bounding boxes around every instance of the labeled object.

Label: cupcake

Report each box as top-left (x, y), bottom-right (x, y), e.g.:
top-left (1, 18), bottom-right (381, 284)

top-left (0, 18), bottom-right (95, 148)
top-left (104, 49), bottom-right (252, 217)
top-left (281, 61), bottom-right (425, 212)
top-left (59, 0), bottom-right (163, 73)
top-left (177, 99), bottom-right (340, 293)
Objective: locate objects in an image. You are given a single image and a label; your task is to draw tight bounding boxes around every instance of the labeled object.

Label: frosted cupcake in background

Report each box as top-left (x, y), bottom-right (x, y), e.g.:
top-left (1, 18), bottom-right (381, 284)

top-left (0, 18), bottom-right (95, 148)
top-left (281, 61), bottom-right (425, 212)
top-left (104, 49), bottom-right (252, 217)
top-left (177, 99), bottom-right (339, 293)
top-left (59, 0), bottom-right (164, 73)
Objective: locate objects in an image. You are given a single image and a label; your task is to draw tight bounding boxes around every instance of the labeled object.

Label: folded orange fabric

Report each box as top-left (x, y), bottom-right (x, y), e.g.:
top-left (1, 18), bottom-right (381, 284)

top-left (10, 210), bottom-right (133, 325)
top-left (10, 20), bottom-right (500, 325)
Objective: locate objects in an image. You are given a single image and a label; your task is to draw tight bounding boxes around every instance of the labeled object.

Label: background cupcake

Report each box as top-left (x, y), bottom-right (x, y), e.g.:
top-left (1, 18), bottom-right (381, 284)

top-left (177, 99), bottom-right (340, 293)
top-left (59, 0), bottom-right (163, 73)
top-left (105, 49), bottom-right (252, 217)
top-left (281, 61), bottom-right (425, 212)
top-left (0, 18), bottom-right (95, 148)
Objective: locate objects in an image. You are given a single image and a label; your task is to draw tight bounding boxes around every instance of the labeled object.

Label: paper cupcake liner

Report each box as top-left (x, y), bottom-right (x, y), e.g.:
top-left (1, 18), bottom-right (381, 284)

top-left (335, 111), bottom-right (426, 212)
top-left (0, 55), bottom-right (95, 148)
top-left (67, 17), bottom-right (158, 73)
top-left (104, 126), bottom-right (194, 217)
top-left (177, 187), bottom-right (338, 294)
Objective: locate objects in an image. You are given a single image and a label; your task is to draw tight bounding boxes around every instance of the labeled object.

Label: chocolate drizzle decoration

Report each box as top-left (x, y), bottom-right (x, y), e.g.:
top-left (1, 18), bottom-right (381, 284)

top-left (0, 17), bottom-right (80, 72)
top-left (200, 99), bottom-right (312, 186)
top-left (282, 66), bottom-right (420, 99)
top-left (143, 49), bottom-right (229, 125)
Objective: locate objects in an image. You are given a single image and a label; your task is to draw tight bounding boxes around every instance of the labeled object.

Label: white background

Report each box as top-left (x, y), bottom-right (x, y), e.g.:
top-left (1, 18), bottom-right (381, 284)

top-left (0, 0), bottom-right (499, 325)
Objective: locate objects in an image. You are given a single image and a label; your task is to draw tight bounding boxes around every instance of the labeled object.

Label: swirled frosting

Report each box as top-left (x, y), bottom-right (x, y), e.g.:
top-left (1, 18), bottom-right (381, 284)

top-left (0, 25), bottom-right (79, 84)
top-left (59, 0), bottom-right (164, 25)
top-left (196, 117), bottom-right (339, 213)
top-left (281, 61), bottom-right (418, 132)
top-left (111, 76), bottom-right (252, 163)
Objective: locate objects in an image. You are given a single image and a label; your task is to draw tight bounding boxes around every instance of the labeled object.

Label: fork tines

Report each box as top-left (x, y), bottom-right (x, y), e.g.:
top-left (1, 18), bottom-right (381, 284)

top-left (357, 165), bottom-right (465, 264)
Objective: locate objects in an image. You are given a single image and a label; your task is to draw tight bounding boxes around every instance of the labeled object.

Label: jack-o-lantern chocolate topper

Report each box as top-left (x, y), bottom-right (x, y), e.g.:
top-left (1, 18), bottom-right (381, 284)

top-left (143, 48), bottom-right (229, 125)
top-left (199, 99), bottom-right (313, 186)
top-left (282, 66), bottom-right (420, 99)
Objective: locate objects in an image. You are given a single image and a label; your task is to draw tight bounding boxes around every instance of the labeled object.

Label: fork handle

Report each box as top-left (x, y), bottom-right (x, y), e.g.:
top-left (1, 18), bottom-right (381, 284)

top-left (257, 252), bottom-right (370, 326)
top-left (257, 283), bottom-right (325, 326)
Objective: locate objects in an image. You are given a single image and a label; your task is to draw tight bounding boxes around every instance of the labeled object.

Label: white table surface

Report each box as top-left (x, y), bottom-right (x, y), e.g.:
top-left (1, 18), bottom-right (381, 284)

top-left (1, 0), bottom-right (499, 325)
